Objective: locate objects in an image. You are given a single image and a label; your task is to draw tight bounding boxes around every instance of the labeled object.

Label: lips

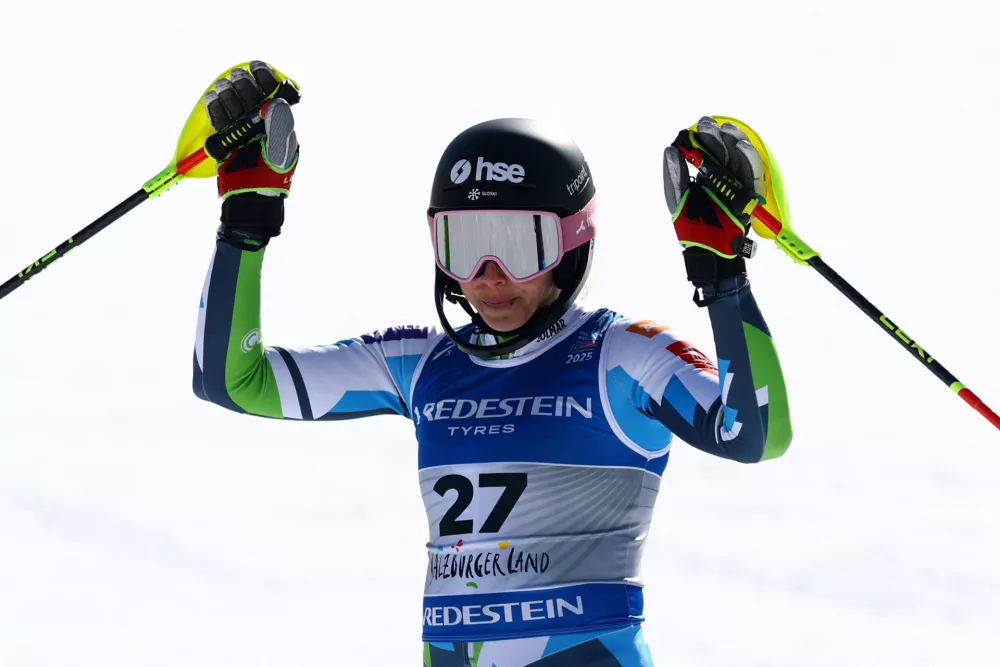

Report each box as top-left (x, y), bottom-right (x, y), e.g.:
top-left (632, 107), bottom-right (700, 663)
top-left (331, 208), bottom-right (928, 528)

top-left (481, 298), bottom-right (514, 310)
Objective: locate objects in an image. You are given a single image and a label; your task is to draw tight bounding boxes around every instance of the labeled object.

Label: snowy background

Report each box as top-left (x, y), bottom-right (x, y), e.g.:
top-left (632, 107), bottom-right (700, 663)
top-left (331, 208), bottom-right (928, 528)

top-left (2, 1), bottom-right (998, 665)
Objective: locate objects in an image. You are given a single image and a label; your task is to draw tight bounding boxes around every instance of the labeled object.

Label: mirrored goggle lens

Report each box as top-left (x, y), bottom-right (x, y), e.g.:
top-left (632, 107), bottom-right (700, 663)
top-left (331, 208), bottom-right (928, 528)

top-left (435, 212), bottom-right (562, 281)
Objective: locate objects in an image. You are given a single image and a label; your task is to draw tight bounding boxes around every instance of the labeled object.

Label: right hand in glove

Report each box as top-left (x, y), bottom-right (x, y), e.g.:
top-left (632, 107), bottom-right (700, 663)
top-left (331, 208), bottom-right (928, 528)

top-left (663, 116), bottom-right (765, 305)
top-left (204, 61), bottom-right (299, 250)
top-left (663, 116), bottom-right (763, 261)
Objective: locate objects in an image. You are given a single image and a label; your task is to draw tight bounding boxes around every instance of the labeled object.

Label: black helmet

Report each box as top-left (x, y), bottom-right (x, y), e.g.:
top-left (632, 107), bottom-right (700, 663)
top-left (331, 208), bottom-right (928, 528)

top-left (428, 118), bottom-right (597, 359)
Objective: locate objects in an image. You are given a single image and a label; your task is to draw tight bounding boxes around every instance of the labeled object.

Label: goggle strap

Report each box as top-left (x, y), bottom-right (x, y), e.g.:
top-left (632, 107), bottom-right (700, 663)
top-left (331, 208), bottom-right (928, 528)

top-left (533, 214), bottom-right (545, 273)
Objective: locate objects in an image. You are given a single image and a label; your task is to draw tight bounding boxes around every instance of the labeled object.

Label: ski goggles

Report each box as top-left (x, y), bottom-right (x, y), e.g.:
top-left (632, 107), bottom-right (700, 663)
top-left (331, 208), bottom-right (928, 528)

top-left (428, 197), bottom-right (597, 283)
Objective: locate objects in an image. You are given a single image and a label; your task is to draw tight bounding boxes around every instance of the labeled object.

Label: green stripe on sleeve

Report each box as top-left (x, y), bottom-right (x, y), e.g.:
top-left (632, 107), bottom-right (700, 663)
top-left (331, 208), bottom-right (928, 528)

top-left (743, 321), bottom-right (793, 460)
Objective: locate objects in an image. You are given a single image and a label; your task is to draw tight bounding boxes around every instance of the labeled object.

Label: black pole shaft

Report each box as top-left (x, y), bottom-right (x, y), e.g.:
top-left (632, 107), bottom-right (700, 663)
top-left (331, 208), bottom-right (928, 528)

top-left (673, 134), bottom-right (998, 429)
top-left (0, 189), bottom-right (149, 301)
top-left (806, 256), bottom-right (959, 386)
top-left (807, 256), bottom-right (1000, 430)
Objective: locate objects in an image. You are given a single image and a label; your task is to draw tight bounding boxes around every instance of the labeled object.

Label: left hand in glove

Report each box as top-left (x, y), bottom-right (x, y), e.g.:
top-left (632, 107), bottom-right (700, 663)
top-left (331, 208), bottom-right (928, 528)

top-left (204, 61), bottom-right (300, 250)
top-left (663, 117), bottom-right (766, 303)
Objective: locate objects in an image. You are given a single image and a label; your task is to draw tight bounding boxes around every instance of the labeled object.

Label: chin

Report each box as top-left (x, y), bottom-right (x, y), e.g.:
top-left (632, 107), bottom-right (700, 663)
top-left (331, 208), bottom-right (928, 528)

top-left (481, 315), bottom-right (525, 333)
top-left (478, 307), bottom-right (531, 333)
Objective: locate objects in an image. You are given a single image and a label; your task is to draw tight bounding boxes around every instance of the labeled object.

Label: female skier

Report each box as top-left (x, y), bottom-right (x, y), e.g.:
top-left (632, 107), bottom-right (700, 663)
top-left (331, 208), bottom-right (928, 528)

top-left (193, 62), bottom-right (793, 666)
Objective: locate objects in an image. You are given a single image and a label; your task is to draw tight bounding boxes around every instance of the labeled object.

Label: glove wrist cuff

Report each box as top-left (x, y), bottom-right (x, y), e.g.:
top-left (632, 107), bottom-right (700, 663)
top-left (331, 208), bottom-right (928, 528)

top-left (220, 193), bottom-right (284, 250)
top-left (682, 247), bottom-right (747, 307)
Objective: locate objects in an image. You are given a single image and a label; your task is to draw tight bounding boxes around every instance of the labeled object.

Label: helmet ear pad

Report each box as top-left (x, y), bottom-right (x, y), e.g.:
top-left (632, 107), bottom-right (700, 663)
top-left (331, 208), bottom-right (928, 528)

top-left (552, 246), bottom-right (583, 291)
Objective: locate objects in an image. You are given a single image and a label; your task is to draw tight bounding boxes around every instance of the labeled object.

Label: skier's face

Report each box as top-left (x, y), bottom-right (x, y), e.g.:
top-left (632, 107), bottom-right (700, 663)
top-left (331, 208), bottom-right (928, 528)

top-left (461, 260), bottom-right (560, 332)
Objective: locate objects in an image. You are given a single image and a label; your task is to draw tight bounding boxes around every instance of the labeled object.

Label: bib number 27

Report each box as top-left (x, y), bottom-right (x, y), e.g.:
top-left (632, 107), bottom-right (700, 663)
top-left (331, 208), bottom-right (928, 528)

top-left (434, 473), bottom-right (528, 537)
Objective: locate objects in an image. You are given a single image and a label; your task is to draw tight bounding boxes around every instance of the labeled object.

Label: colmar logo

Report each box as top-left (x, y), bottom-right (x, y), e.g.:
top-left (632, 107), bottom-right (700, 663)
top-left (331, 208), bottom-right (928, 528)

top-left (536, 318), bottom-right (566, 342)
top-left (240, 328), bottom-right (261, 353)
top-left (450, 157), bottom-right (525, 184)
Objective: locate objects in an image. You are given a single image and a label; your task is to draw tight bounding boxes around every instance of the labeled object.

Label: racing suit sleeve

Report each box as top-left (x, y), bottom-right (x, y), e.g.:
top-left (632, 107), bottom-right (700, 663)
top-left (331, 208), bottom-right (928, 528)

top-left (192, 238), bottom-right (441, 420)
top-left (603, 276), bottom-right (792, 463)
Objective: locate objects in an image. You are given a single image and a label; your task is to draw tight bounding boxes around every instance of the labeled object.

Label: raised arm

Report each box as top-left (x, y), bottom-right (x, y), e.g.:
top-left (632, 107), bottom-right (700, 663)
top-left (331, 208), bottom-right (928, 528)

top-left (602, 116), bottom-right (796, 463)
top-left (193, 238), bottom-right (439, 421)
top-left (190, 62), bottom-right (440, 421)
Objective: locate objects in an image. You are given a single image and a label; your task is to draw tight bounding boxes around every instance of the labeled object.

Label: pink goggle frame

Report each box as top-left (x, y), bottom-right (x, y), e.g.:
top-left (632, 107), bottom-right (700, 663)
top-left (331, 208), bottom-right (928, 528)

top-left (427, 196), bottom-right (597, 284)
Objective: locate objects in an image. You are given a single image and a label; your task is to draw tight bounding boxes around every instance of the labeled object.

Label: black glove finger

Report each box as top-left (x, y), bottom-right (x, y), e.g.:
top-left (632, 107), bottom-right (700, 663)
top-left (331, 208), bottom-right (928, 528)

top-left (733, 138), bottom-right (765, 197)
top-left (230, 67), bottom-right (265, 110)
top-left (214, 77), bottom-right (247, 122)
top-left (736, 141), bottom-right (767, 195)
top-left (718, 123), bottom-right (755, 192)
top-left (203, 90), bottom-right (231, 132)
top-left (249, 60), bottom-right (280, 96)
top-left (718, 123), bottom-right (766, 197)
top-left (695, 117), bottom-right (730, 166)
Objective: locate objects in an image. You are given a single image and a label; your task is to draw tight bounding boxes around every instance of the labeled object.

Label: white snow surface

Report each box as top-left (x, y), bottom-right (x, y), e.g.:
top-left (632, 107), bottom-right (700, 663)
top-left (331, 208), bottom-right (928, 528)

top-left (2, 1), bottom-right (998, 665)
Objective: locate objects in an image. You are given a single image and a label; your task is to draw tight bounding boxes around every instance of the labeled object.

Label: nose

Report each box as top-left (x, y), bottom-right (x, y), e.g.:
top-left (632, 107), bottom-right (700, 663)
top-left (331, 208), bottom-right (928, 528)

top-left (476, 260), bottom-right (509, 284)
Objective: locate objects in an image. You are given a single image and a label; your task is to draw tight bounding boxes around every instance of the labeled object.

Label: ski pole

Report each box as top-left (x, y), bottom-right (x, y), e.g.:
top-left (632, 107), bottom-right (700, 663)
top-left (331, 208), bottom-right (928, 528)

top-left (0, 79), bottom-right (300, 302)
top-left (674, 129), bottom-right (1000, 432)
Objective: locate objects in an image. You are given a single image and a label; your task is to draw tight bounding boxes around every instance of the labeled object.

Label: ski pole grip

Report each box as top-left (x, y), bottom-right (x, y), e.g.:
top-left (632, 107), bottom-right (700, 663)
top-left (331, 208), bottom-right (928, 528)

top-left (672, 130), bottom-right (759, 220)
top-left (204, 80), bottom-right (301, 160)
